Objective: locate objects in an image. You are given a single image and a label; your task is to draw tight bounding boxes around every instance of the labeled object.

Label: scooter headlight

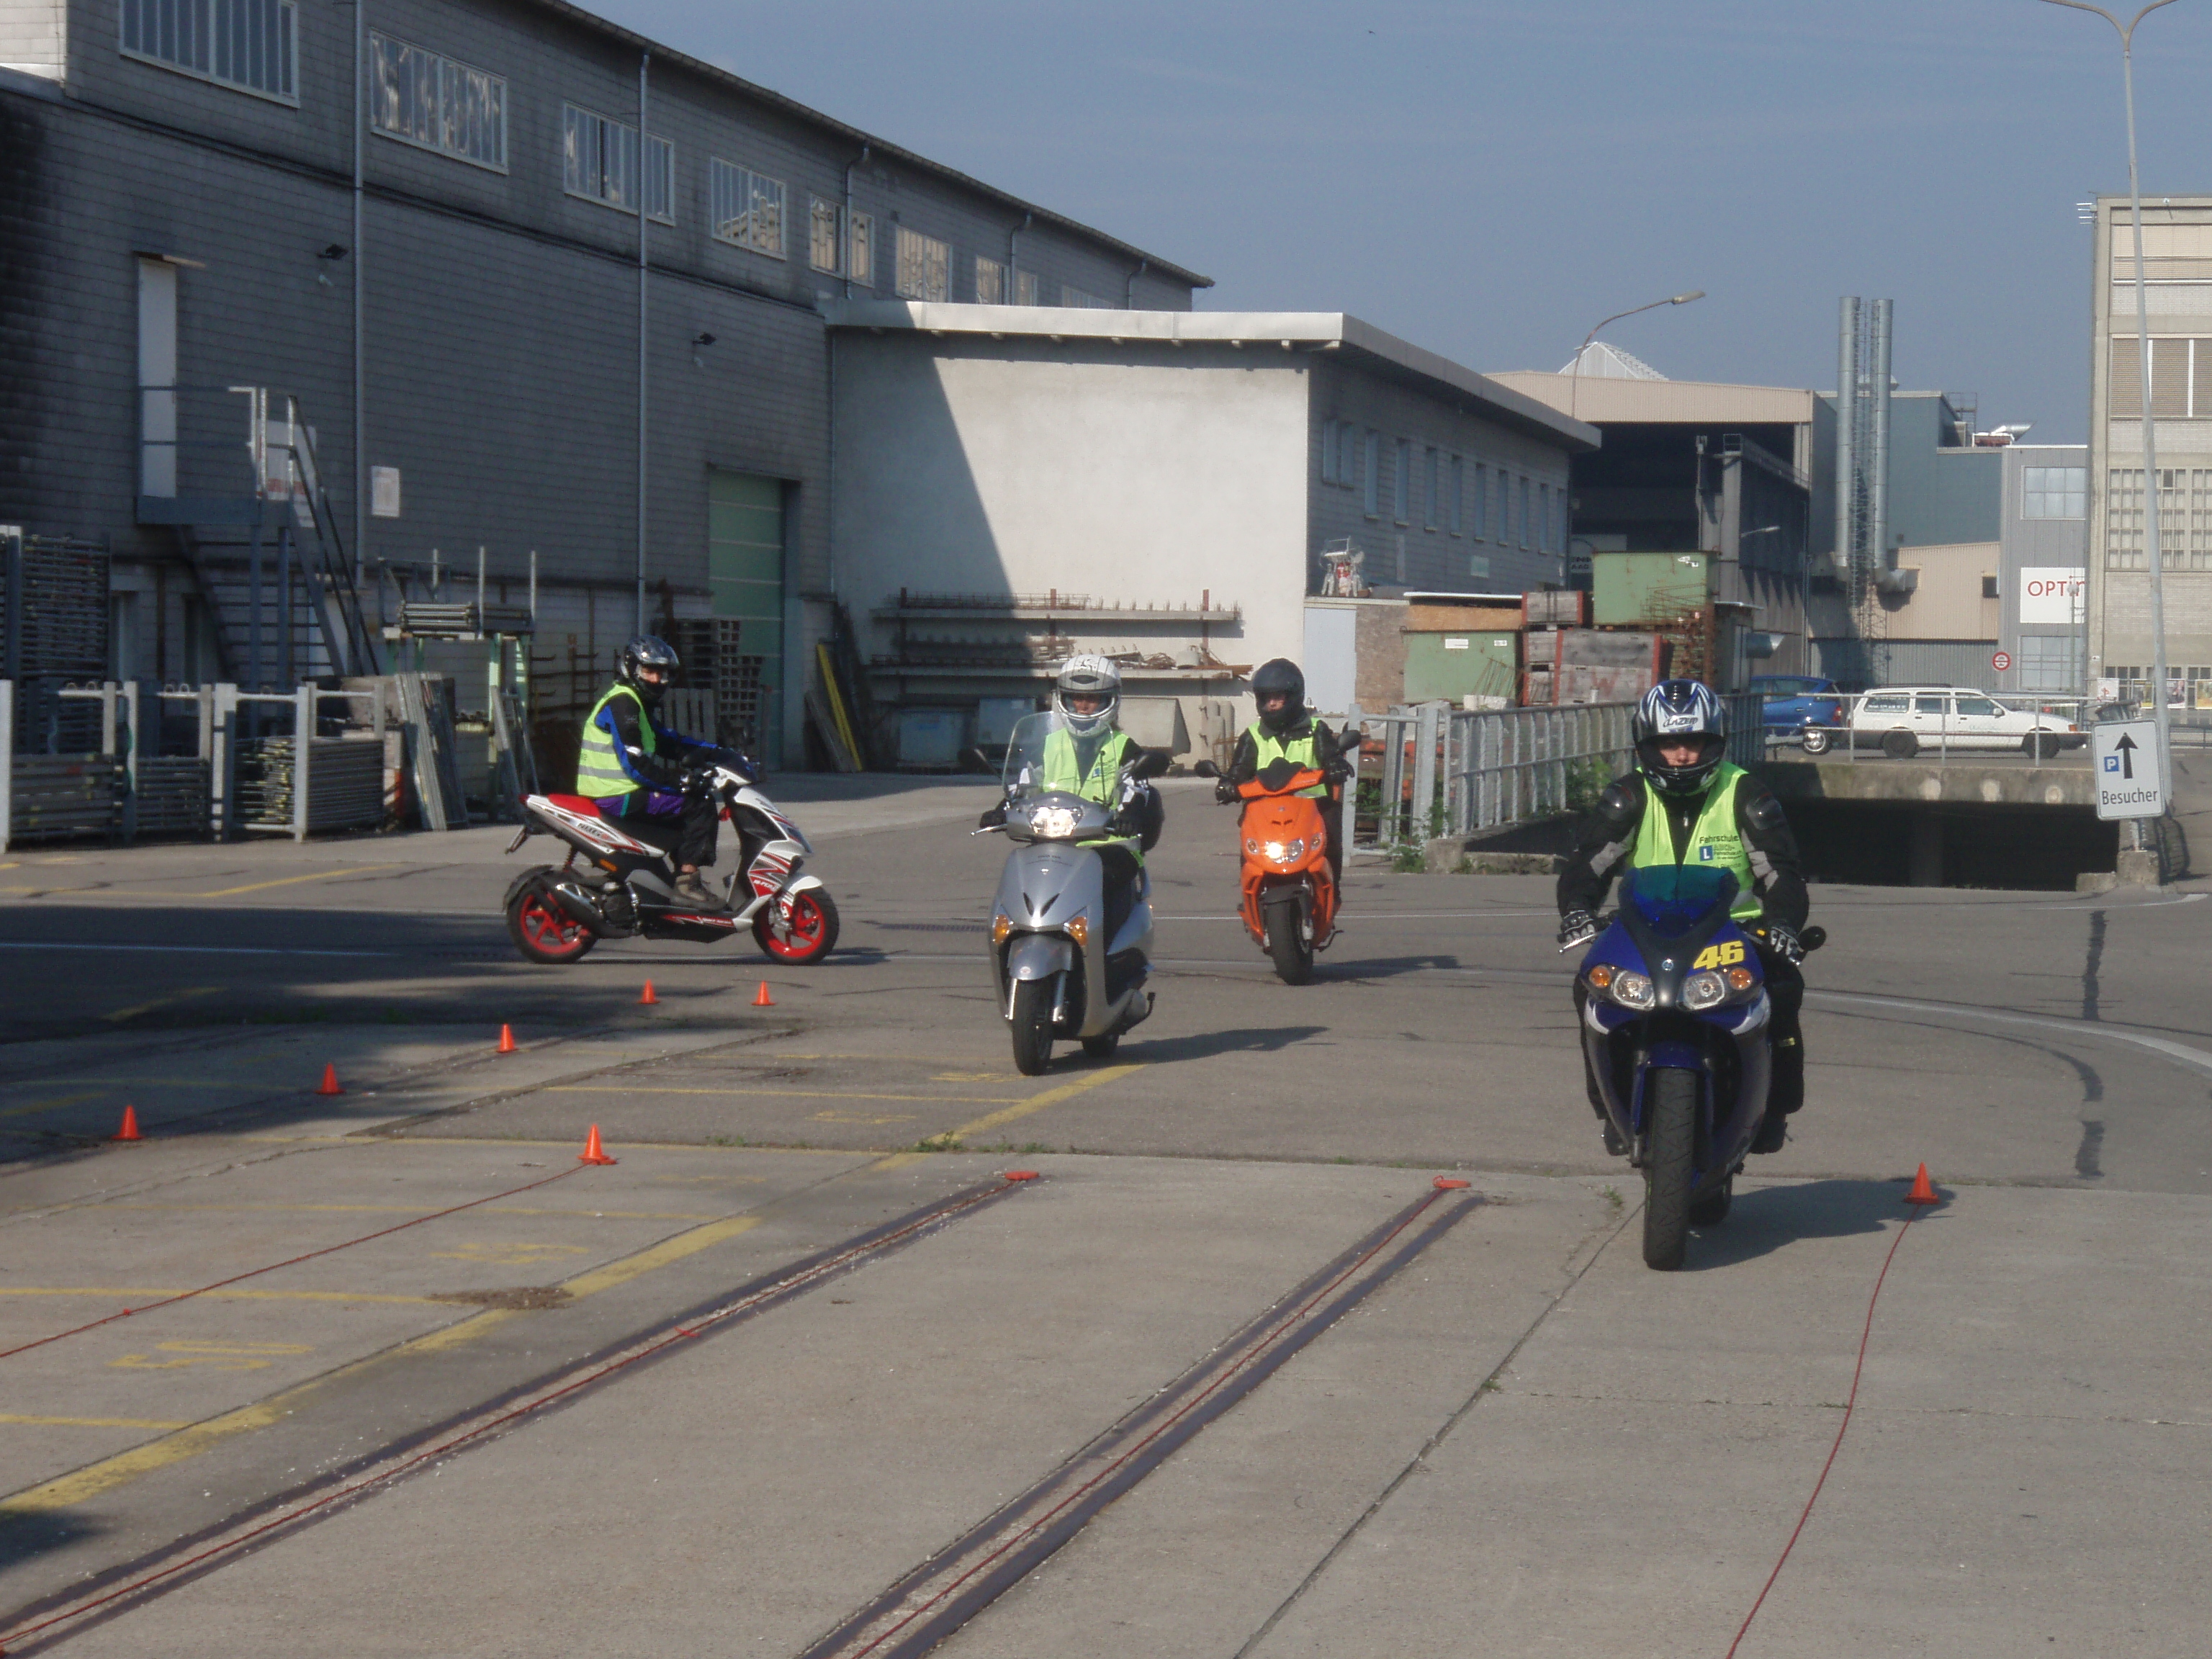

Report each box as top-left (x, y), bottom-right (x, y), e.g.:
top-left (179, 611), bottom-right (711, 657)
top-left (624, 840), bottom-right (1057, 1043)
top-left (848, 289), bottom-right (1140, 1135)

top-left (1683, 970), bottom-right (1729, 1011)
top-left (1264, 839), bottom-right (1305, 863)
top-left (1030, 804), bottom-right (1079, 839)
top-left (1608, 971), bottom-right (1655, 1010)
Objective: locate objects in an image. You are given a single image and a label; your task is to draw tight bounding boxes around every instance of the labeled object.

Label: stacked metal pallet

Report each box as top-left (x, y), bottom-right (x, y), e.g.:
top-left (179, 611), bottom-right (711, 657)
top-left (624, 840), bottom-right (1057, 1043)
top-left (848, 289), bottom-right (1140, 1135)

top-left (2, 536), bottom-right (109, 677)
top-left (6, 755), bottom-right (122, 842)
top-left (235, 737), bottom-right (385, 833)
top-left (132, 757), bottom-right (212, 835)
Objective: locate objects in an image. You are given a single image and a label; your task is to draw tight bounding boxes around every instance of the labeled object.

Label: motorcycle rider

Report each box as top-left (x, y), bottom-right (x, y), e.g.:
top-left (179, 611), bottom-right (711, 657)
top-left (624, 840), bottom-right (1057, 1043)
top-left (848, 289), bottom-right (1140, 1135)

top-left (1219, 657), bottom-right (1353, 887)
top-left (983, 655), bottom-right (1162, 945)
top-left (1556, 679), bottom-right (1809, 1154)
top-left (576, 634), bottom-right (756, 907)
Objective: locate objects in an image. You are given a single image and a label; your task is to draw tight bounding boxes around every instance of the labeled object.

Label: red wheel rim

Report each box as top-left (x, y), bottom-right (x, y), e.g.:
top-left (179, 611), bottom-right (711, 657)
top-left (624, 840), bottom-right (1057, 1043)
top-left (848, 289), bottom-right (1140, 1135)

top-left (518, 893), bottom-right (588, 958)
top-left (761, 891), bottom-right (829, 960)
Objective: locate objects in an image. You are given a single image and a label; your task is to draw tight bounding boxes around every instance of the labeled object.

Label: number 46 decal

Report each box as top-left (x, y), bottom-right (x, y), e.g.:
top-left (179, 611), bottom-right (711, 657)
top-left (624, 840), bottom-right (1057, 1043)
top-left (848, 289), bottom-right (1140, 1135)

top-left (1692, 940), bottom-right (1747, 971)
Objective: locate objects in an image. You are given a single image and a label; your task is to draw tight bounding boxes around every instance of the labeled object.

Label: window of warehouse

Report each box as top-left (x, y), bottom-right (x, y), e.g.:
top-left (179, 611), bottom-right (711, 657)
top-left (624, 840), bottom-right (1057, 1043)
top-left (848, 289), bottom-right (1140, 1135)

top-left (1472, 464), bottom-right (1488, 540)
top-left (565, 104), bottom-right (673, 221)
top-left (896, 228), bottom-right (950, 301)
top-left (848, 214), bottom-right (874, 287)
top-left (1449, 456), bottom-right (1463, 535)
top-left (713, 161), bottom-right (785, 256)
top-left (2109, 336), bottom-right (2212, 418)
top-left (1520, 477), bottom-right (1532, 548)
top-left (1362, 431), bottom-right (1380, 517)
top-left (1013, 269), bottom-right (1039, 305)
top-left (1063, 286), bottom-right (1111, 308)
top-left (2023, 466), bottom-right (2087, 519)
top-left (809, 197), bottom-right (840, 272)
top-left (121, 0), bottom-right (296, 102)
top-left (1424, 448), bottom-right (1440, 530)
top-left (1393, 439), bottom-right (1411, 523)
top-left (369, 34), bottom-right (505, 170)
top-left (976, 256), bottom-right (1006, 304)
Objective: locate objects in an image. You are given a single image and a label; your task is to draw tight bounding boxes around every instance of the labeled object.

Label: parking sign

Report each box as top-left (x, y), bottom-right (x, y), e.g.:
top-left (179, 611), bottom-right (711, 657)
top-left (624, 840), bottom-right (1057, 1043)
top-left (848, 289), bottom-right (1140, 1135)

top-left (2092, 720), bottom-right (2167, 821)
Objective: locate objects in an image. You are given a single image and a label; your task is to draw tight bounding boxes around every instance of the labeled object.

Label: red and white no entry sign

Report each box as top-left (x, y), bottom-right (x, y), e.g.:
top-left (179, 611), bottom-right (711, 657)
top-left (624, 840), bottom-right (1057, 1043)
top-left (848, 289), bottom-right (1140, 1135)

top-left (1992, 649), bottom-right (2013, 672)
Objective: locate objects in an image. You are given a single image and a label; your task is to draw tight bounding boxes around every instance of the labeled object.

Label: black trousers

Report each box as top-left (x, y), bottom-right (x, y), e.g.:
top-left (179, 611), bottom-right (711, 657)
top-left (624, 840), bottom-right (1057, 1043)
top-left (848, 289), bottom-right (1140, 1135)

top-left (622, 792), bottom-right (719, 869)
top-left (1098, 844), bottom-right (1141, 949)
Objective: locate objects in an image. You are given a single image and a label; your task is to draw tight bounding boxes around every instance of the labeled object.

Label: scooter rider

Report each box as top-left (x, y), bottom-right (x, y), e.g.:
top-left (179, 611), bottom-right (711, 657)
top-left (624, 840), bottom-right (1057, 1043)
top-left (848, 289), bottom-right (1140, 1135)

top-left (1220, 658), bottom-right (1352, 886)
top-left (576, 634), bottom-right (757, 907)
top-left (982, 655), bottom-right (1162, 944)
top-left (1556, 679), bottom-right (1810, 1154)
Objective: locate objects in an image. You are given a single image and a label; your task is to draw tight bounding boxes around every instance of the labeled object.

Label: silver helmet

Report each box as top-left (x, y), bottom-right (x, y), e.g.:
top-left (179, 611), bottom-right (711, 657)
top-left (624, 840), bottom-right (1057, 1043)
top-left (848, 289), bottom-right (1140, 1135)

top-left (1053, 653), bottom-right (1121, 738)
top-left (1632, 679), bottom-right (1728, 796)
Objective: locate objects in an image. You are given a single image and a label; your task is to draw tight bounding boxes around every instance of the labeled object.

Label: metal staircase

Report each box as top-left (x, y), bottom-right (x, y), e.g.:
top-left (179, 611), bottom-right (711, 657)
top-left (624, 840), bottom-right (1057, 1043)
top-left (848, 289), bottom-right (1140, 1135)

top-left (138, 385), bottom-right (380, 686)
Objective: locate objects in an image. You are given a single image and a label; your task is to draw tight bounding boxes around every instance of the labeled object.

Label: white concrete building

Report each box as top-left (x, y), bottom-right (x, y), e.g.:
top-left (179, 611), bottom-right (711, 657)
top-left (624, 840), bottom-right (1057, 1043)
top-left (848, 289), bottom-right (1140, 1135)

top-left (824, 302), bottom-right (1596, 760)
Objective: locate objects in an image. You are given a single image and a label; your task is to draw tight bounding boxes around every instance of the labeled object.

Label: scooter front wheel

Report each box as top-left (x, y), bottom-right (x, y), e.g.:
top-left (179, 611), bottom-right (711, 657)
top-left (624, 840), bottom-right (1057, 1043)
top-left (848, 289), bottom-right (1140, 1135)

top-left (1264, 892), bottom-right (1314, 985)
top-left (1010, 978), bottom-right (1056, 1076)
top-left (753, 888), bottom-right (840, 963)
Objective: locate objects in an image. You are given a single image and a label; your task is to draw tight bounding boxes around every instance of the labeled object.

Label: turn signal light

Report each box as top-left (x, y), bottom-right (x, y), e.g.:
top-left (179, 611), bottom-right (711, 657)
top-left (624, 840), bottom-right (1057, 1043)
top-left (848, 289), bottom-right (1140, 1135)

top-left (990, 914), bottom-right (1013, 945)
top-left (1065, 915), bottom-right (1090, 949)
top-left (1586, 963), bottom-right (1616, 990)
top-left (1726, 966), bottom-right (1756, 993)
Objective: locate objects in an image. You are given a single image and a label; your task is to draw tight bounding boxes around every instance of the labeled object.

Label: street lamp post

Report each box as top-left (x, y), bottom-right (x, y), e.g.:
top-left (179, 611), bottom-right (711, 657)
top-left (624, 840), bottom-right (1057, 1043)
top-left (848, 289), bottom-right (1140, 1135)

top-left (2042, 0), bottom-right (2178, 786)
top-left (1569, 291), bottom-right (1704, 420)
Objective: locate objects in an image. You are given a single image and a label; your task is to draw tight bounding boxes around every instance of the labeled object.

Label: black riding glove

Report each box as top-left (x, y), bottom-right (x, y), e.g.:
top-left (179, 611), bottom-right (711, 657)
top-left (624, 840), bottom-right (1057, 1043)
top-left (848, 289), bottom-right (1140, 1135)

top-left (1324, 759), bottom-right (1354, 786)
top-left (1213, 779), bottom-right (1240, 805)
top-left (1557, 909), bottom-right (1599, 950)
top-left (976, 803), bottom-right (1008, 830)
top-left (1758, 920), bottom-right (1806, 966)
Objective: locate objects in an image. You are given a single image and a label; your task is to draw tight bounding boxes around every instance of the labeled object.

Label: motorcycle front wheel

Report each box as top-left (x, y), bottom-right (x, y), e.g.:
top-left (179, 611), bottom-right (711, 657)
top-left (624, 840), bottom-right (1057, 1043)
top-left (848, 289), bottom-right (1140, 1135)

top-left (1009, 977), bottom-right (1056, 1076)
top-left (507, 883), bottom-right (598, 964)
top-left (1264, 891), bottom-right (1314, 985)
top-left (752, 889), bottom-right (840, 964)
top-left (1642, 1067), bottom-right (1699, 1270)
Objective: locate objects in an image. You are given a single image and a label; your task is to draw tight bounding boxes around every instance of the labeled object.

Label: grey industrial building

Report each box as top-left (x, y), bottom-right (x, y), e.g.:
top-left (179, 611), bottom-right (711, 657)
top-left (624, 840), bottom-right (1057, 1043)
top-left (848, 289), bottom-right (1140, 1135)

top-left (0, 0), bottom-right (1206, 767)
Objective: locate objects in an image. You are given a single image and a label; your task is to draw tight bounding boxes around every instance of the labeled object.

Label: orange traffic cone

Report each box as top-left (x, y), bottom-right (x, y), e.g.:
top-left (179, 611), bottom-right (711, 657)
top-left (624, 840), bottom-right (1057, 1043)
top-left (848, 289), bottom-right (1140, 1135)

top-left (577, 1124), bottom-right (617, 1166)
top-left (1905, 1163), bottom-right (1940, 1206)
top-left (112, 1105), bottom-right (144, 1143)
top-left (497, 1024), bottom-right (517, 1055)
top-left (752, 981), bottom-right (775, 1007)
top-left (639, 980), bottom-right (659, 1006)
top-left (315, 1064), bottom-right (343, 1097)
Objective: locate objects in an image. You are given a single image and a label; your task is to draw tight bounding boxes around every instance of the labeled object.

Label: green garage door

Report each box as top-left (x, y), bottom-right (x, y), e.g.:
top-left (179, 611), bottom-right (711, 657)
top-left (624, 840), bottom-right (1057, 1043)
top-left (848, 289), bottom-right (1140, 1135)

top-left (708, 469), bottom-right (785, 762)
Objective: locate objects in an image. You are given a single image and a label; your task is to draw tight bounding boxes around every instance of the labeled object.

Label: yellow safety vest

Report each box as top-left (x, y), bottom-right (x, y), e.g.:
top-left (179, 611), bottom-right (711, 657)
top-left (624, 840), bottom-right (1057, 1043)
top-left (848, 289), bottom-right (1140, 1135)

top-left (577, 684), bottom-right (652, 806)
top-left (1629, 763), bottom-right (1761, 921)
top-left (1038, 729), bottom-right (1141, 862)
top-left (1246, 722), bottom-right (1327, 797)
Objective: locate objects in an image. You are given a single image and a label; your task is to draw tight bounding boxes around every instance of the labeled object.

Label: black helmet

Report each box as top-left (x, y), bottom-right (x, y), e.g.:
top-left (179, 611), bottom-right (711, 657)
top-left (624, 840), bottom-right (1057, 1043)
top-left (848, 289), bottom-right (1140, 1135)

top-left (1632, 679), bottom-right (1728, 796)
top-left (619, 635), bottom-right (680, 708)
top-left (1251, 658), bottom-right (1306, 737)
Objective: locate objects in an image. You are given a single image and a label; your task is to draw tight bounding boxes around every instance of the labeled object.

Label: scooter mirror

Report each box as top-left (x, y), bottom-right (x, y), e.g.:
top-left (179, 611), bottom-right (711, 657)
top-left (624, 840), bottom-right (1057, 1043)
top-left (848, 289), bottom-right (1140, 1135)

top-left (1130, 750), bottom-right (1172, 781)
top-left (1799, 925), bottom-right (1827, 953)
top-left (1190, 760), bottom-right (1220, 778)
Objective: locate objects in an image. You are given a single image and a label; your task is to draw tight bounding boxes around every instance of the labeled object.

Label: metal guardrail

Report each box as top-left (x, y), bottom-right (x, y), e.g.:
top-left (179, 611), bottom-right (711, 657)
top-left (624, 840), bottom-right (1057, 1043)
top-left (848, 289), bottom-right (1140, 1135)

top-left (1342, 693), bottom-right (1766, 850)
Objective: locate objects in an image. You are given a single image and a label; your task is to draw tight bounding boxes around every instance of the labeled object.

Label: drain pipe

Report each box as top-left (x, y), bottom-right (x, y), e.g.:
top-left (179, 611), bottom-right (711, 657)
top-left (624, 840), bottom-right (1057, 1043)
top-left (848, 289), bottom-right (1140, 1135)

top-left (840, 143), bottom-right (869, 296)
top-left (1125, 258), bottom-right (1146, 308)
top-left (636, 49), bottom-right (650, 636)
top-left (1010, 212), bottom-right (1032, 300)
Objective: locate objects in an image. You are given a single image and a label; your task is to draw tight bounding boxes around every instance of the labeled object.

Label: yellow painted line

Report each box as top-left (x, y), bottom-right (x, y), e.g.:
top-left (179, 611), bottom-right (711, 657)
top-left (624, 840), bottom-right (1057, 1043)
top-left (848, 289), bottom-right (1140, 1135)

top-left (544, 1085), bottom-right (1025, 1105)
top-left (0, 1415), bottom-right (192, 1431)
top-left (0, 1287), bottom-right (443, 1306)
top-left (1, 1213), bottom-right (769, 1513)
top-left (104, 986), bottom-right (225, 1024)
top-left (875, 1064), bottom-right (1139, 1169)
top-left (106, 1203), bottom-right (723, 1221)
top-left (0, 1090), bottom-right (107, 1125)
top-left (186, 866), bottom-right (386, 899)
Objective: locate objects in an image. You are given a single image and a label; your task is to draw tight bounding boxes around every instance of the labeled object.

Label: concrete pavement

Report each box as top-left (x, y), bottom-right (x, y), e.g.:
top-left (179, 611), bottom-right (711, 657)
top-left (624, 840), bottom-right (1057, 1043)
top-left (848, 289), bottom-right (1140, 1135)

top-left (1, 781), bottom-right (2208, 1655)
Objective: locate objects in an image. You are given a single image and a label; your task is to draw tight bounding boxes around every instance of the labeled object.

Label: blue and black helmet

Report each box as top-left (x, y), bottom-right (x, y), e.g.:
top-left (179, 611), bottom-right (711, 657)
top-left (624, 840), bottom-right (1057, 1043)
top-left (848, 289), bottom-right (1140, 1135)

top-left (1632, 679), bottom-right (1727, 796)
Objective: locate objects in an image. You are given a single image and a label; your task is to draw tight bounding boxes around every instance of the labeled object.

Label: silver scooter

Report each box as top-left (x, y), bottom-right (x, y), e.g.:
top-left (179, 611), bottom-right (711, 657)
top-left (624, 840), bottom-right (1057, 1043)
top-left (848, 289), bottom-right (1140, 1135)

top-left (978, 711), bottom-right (1168, 1075)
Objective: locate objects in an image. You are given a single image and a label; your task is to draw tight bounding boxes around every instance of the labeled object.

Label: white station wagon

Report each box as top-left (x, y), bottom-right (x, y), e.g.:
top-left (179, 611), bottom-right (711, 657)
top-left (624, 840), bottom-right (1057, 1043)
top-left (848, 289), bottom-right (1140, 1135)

top-left (1845, 687), bottom-right (2084, 759)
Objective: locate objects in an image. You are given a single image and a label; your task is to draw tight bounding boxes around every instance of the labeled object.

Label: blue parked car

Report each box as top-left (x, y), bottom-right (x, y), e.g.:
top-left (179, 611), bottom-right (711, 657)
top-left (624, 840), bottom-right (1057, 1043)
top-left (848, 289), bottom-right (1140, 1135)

top-left (1749, 675), bottom-right (1846, 755)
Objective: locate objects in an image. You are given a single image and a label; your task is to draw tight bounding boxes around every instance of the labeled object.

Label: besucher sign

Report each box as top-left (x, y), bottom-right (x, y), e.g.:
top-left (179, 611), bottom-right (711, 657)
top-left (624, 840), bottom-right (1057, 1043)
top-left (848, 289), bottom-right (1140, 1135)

top-left (2092, 719), bottom-right (2167, 821)
top-left (2019, 567), bottom-right (2085, 626)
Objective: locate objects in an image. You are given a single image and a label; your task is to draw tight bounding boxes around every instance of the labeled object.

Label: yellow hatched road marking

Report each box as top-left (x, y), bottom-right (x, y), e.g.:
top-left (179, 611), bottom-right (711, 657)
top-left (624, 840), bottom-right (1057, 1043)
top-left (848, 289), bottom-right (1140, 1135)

top-left (0, 1414), bottom-right (192, 1430)
top-left (106, 1202), bottom-right (724, 1220)
top-left (544, 1085), bottom-right (1027, 1105)
top-left (0, 1287), bottom-right (443, 1305)
top-left (876, 1063), bottom-right (1140, 1169)
top-left (104, 986), bottom-right (225, 1024)
top-left (1, 1215), bottom-right (765, 1513)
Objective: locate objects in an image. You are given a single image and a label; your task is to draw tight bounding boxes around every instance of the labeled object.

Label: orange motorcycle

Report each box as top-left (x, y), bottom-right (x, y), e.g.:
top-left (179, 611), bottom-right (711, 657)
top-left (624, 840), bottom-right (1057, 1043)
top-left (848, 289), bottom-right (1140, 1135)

top-left (1193, 757), bottom-right (1340, 984)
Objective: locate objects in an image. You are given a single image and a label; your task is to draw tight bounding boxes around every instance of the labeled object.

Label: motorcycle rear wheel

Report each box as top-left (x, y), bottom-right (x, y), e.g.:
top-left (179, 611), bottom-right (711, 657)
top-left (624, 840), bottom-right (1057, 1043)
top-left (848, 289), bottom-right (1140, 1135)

top-left (1264, 892), bottom-right (1314, 985)
top-left (507, 883), bottom-right (597, 964)
top-left (1642, 1068), bottom-right (1699, 1270)
top-left (1010, 978), bottom-right (1056, 1076)
top-left (753, 889), bottom-right (840, 964)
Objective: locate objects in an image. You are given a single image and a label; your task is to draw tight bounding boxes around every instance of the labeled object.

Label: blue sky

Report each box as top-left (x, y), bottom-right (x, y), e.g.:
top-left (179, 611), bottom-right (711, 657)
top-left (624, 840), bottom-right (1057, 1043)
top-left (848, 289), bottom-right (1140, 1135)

top-left (589, 0), bottom-right (2212, 443)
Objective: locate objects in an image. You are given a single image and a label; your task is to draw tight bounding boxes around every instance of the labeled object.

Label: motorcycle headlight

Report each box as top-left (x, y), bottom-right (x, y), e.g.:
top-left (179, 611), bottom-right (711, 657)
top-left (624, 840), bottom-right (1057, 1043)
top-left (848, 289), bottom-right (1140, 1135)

top-left (1030, 804), bottom-right (1079, 839)
top-left (1608, 971), bottom-right (1655, 1010)
top-left (1683, 970), bottom-right (1728, 1011)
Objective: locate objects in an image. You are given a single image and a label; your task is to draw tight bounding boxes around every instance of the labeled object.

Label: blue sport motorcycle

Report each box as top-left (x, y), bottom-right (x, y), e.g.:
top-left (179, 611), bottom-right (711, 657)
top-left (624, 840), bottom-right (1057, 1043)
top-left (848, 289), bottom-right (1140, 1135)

top-left (1570, 866), bottom-right (1822, 1270)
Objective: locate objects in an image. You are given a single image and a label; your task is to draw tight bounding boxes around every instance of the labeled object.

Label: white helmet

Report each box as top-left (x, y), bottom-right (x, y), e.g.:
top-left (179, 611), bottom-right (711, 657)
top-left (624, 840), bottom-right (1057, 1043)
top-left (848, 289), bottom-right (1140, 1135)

top-left (1053, 654), bottom-right (1121, 738)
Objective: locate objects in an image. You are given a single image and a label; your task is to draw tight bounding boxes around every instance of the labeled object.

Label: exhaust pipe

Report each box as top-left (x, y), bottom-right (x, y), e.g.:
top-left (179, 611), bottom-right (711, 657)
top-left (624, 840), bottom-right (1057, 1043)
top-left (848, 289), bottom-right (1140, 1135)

top-left (549, 881), bottom-right (609, 935)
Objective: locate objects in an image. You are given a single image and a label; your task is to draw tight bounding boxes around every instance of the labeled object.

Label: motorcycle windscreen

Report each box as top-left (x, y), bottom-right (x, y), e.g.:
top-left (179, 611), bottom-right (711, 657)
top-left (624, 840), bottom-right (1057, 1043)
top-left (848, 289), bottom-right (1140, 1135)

top-left (1619, 865), bottom-right (1740, 938)
top-left (1003, 710), bottom-right (1120, 799)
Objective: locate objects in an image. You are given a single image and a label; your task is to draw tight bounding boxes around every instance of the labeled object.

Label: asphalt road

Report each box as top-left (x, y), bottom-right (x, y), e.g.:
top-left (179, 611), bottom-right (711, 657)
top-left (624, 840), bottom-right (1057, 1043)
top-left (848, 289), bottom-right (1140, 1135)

top-left (1, 775), bottom-right (2208, 1657)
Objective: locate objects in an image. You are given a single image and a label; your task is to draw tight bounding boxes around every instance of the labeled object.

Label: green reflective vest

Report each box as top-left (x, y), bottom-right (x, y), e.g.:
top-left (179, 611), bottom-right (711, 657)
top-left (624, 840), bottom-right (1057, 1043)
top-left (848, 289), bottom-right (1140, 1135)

top-left (577, 684), bottom-right (652, 807)
top-left (1629, 763), bottom-right (1762, 921)
top-left (1038, 728), bottom-right (1141, 861)
top-left (1245, 722), bottom-right (1327, 797)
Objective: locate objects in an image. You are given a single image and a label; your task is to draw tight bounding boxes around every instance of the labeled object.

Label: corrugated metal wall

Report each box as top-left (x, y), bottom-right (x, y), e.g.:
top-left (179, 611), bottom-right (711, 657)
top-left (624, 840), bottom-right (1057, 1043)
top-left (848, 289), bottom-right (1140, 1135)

top-left (1812, 637), bottom-right (2001, 691)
